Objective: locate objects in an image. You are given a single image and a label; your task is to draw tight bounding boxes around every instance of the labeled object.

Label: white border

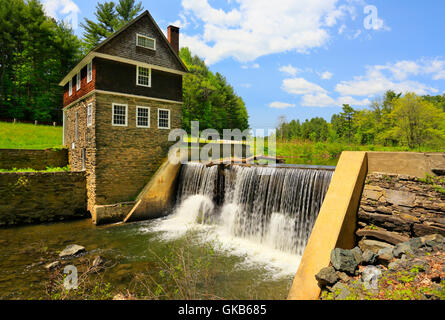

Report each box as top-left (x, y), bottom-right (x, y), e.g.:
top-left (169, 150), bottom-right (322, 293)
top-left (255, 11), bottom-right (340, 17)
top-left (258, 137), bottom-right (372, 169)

top-left (136, 65), bottom-right (151, 87)
top-left (158, 108), bottom-right (170, 130)
top-left (112, 103), bottom-right (128, 127)
top-left (136, 33), bottom-right (156, 50)
top-left (136, 106), bottom-right (150, 128)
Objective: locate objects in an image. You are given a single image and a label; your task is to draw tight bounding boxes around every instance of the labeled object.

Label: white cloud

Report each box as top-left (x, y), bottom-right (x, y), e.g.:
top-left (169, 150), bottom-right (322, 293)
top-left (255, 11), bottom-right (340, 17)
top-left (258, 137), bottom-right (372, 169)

top-left (301, 93), bottom-right (336, 107)
top-left (180, 0), bottom-right (357, 65)
top-left (269, 102), bottom-right (296, 109)
top-left (241, 63), bottom-right (260, 69)
top-left (282, 77), bottom-right (327, 95)
top-left (279, 65), bottom-right (303, 77)
top-left (320, 71), bottom-right (333, 80)
top-left (240, 83), bottom-right (252, 88)
top-left (42, 0), bottom-right (80, 18)
top-left (335, 59), bottom-right (444, 97)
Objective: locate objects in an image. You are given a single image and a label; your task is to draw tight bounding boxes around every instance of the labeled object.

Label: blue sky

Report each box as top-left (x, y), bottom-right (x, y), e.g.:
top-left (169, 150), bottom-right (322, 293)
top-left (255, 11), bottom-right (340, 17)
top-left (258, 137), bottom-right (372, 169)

top-left (43, 0), bottom-right (445, 132)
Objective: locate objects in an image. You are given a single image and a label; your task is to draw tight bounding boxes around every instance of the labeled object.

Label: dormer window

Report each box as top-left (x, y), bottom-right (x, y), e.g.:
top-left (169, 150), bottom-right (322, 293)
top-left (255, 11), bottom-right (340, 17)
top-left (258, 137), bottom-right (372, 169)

top-left (136, 34), bottom-right (156, 50)
top-left (136, 65), bottom-right (151, 87)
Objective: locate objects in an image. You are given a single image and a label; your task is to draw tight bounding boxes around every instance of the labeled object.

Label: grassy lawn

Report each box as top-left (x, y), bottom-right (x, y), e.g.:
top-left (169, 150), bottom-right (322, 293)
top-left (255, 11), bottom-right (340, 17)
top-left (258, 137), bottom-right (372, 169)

top-left (0, 122), bottom-right (63, 149)
top-left (273, 140), bottom-right (445, 166)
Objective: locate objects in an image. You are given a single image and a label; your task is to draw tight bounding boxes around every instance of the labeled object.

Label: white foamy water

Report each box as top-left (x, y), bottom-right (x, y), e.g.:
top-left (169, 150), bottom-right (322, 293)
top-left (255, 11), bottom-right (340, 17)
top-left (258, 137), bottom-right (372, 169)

top-left (144, 163), bottom-right (333, 278)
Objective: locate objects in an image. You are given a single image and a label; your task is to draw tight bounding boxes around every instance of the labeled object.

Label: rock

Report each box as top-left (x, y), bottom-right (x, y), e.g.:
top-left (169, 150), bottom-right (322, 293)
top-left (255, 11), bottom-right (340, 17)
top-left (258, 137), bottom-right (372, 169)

top-left (331, 282), bottom-right (351, 300)
top-left (363, 188), bottom-right (384, 201)
top-left (376, 206), bottom-right (392, 215)
top-left (336, 271), bottom-right (351, 283)
top-left (393, 241), bottom-right (413, 258)
top-left (330, 248), bottom-right (358, 274)
top-left (315, 267), bottom-right (339, 287)
top-left (92, 256), bottom-right (105, 268)
top-left (422, 234), bottom-right (444, 248)
top-left (358, 239), bottom-right (394, 254)
top-left (358, 211), bottom-right (411, 233)
top-left (398, 213), bottom-right (420, 223)
top-left (377, 247), bottom-right (394, 265)
top-left (356, 229), bottom-right (409, 245)
top-left (385, 189), bottom-right (416, 207)
top-left (388, 261), bottom-right (400, 270)
top-left (59, 244), bottom-right (86, 258)
top-left (351, 246), bottom-right (363, 264)
top-left (362, 250), bottom-right (378, 265)
top-left (361, 266), bottom-right (382, 290)
top-left (44, 261), bottom-right (61, 270)
top-left (413, 223), bottom-right (445, 237)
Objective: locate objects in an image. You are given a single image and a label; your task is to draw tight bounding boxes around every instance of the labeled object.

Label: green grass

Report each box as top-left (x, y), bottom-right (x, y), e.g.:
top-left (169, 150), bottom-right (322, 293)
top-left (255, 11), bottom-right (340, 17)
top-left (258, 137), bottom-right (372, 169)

top-left (273, 140), bottom-right (445, 166)
top-left (0, 165), bottom-right (70, 173)
top-left (0, 122), bottom-right (63, 149)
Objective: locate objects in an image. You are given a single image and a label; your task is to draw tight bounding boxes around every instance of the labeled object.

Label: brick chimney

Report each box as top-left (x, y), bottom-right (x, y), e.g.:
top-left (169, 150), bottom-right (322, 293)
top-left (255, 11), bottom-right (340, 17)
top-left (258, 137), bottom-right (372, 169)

top-left (167, 25), bottom-right (180, 55)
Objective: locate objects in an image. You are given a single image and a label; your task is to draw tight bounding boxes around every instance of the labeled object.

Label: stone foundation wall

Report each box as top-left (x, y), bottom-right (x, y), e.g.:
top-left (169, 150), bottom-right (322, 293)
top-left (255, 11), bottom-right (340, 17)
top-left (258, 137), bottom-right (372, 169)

top-left (0, 149), bottom-right (68, 170)
top-left (94, 92), bottom-right (182, 206)
top-left (0, 172), bottom-right (88, 227)
top-left (357, 172), bottom-right (445, 246)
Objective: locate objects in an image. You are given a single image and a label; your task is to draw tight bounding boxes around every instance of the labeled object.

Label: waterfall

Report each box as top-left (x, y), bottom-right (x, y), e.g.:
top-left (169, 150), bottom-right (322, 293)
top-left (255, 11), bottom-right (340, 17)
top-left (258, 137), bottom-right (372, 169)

top-left (174, 163), bottom-right (333, 256)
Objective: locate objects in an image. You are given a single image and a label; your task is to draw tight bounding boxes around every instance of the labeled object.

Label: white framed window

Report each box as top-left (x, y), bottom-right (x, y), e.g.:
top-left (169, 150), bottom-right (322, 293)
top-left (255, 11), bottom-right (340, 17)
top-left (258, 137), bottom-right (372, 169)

top-left (112, 103), bottom-right (128, 126)
top-left (136, 106), bottom-right (150, 128)
top-left (87, 103), bottom-right (93, 127)
top-left (76, 72), bottom-right (81, 91)
top-left (69, 79), bottom-right (73, 96)
top-left (87, 61), bottom-right (93, 83)
top-left (158, 108), bottom-right (170, 129)
top-left (136, 66), bottom-right (151, 87)
top-left (136, 34), bottom-right (156, 50)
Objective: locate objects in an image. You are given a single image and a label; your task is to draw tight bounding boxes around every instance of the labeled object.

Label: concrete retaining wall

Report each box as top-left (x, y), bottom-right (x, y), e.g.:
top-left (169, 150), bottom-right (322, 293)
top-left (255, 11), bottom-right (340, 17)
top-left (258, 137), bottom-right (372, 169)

top-left (0, 148), bottom-right (68, 170)
top-left (0, 171), bottom-right (87, 227)
top-left (287, 151), bottom-right (445, 300)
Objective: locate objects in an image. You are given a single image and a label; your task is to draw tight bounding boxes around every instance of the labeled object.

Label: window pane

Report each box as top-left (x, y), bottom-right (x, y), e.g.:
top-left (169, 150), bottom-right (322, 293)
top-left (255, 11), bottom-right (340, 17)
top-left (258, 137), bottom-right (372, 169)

top-left (137, 35), bottom-right (155, 49)
top-left (158, 110), bottom-right (169, 128)
top-left (137, 67), bottom-right (150, 86)
top-left (113, 105), bottom-right (126, 125)
top-left (137, 108), bottom-right (149, 127)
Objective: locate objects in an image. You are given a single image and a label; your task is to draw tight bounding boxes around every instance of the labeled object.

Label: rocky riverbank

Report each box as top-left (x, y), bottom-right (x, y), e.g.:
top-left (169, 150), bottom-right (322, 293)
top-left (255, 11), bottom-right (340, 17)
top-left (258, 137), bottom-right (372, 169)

top-left (316, 234), bottom-right (445, 300)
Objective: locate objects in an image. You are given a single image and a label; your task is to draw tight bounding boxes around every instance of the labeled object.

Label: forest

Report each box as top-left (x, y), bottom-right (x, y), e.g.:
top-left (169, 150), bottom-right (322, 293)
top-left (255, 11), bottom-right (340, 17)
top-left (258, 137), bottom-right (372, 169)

top-left (0, 0), bottom-right (249, 133)
top-left (276, 91), bottom-right (445, 150)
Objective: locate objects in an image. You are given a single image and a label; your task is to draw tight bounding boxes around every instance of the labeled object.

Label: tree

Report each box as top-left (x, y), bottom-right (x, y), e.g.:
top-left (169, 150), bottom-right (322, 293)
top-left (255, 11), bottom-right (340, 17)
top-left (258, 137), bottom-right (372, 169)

top-left (81, 0), bottom-right (143, 50)
top-left (389, 93), bottom-right (445, 149)
top-left (340, 104), bottom-right (355, 144)
top-left (179, 47), bottom-right (249, 134)
top-left (0, 0), bottom-right (82, 122)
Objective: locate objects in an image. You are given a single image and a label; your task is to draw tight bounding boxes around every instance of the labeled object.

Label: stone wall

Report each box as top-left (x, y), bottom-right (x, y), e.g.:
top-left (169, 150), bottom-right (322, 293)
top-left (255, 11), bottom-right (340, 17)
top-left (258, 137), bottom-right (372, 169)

top-left (93, 92), bottom-right (182, 206)
top-left (0, 172), bottom-right (87, 227)
top-left (357, 172), bottom-right (445, 246)
top-left (63, 93), bottom-right (97, 211)
top-left (0, 149), bottom-right (68, 170)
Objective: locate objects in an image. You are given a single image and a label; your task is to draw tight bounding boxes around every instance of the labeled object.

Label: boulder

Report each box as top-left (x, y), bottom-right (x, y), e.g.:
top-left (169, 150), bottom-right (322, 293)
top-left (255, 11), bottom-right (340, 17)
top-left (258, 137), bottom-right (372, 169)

top-left (351, 246), bottom-right (363, 264)
top-left (358, 239), bottom-right (394, 254)
top-left (362, 250), bottom-right (378, 265)
top-left (330, 248), bottom-right (358, 274)
top-left (315, 266), bottom-right (339, 287)
top-left (393, 242), bottom-right (413, 258)
top-left (331, 282), bottom-right (351, 300)
top-left (361, 266), bottom-right (382, 290)
top-left (59, 244), bottom-right (86, 258)
top-left (377, 247), bottom-right (394, 265)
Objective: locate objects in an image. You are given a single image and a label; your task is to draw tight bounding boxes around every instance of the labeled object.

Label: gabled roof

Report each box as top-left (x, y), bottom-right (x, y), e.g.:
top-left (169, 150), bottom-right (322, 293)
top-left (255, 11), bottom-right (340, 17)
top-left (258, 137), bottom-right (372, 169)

top-left (59, 10), bottom-right (188, 86)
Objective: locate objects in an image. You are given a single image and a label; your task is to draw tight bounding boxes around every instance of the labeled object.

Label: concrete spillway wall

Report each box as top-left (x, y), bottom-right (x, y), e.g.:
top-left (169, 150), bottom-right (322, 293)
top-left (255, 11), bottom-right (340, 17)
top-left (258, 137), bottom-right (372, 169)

top-left (287, 151), bottom-right (445, 300)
